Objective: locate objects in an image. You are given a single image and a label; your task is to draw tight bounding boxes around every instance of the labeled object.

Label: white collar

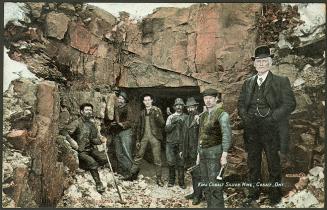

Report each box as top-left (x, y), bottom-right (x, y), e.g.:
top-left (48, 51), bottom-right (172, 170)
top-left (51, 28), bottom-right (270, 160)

top-left (257, 71), bottom-right (269, 85)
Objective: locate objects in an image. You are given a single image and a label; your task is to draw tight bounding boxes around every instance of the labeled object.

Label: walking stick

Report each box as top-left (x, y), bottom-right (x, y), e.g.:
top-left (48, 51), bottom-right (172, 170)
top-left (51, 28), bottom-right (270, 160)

top-left (104, 143), bottom-right (126, 204)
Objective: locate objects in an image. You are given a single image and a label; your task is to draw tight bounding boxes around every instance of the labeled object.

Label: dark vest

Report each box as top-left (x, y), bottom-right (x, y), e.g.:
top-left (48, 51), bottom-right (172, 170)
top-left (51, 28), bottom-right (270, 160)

top-left (199, 107), bottom-right (224, 148)
top-left (248, 79), bottom-right (271, 117)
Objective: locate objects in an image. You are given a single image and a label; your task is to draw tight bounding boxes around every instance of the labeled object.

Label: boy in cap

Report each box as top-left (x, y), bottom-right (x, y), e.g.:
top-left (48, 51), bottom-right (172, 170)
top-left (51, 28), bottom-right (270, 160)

top-left (238, 45), bottom-right (296, 206)
top-left (165, 98), bottom-right (188, 188)
top-left (196, 88), bottom-right (232, 208)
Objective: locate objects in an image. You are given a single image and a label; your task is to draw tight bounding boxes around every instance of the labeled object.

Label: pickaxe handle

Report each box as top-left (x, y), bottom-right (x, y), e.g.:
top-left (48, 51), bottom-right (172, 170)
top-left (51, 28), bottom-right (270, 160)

top-left (104, 144), bottom-right (124, 203)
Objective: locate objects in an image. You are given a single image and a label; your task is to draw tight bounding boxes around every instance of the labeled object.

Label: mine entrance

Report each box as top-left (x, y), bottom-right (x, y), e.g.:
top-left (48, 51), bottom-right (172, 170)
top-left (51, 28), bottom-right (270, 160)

top-left (122, 86), bottom-right (203, 169)
top-left (123, 86), bottom-right (204, 121)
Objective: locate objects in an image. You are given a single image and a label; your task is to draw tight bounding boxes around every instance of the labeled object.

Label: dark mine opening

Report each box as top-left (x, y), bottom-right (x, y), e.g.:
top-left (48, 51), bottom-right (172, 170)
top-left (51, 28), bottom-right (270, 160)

top-left (123, 86), bottom-right (204, 123)
top-left (121, 86), bottom-right (204, 167)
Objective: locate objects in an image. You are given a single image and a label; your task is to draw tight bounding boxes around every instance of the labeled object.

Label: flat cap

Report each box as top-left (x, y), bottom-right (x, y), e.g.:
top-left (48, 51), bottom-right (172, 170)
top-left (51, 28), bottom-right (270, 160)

top-left (202, 88), bottom-right (218, 97)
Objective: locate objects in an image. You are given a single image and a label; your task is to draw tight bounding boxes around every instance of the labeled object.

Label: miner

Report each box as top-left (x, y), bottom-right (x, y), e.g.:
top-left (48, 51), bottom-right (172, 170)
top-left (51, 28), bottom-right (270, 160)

top-left (61, 103), bottom-right (107, 193)
top-left (183, 97), bottom-right (204, 205)
top-left (123, 93), bottom-right (165, 187)
top-left (197, 88), bottom-right (232, 208)
top-left (165, 98), bottom-right (188, 189)
top-left (110, 91), bottom-right (133, 177)
top-left (238, 45), bottom-right (296, 206)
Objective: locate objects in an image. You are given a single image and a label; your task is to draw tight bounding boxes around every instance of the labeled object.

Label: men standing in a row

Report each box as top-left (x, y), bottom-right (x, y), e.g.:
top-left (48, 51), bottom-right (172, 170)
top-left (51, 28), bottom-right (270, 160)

top-left (165, 98), bottom-right (188, 188)
top-left (197, 89), bottom-right (232, 208)
top-left (110, 91), bottom-right (133, 177)
top-left (61, 103), bottom-right (107, 193)
top-left (238, 45), bottom-right (296, 206)
top-left (183, 97), bottom-right (203, 205)
top-left (123, 93), bottom-right (165, 187)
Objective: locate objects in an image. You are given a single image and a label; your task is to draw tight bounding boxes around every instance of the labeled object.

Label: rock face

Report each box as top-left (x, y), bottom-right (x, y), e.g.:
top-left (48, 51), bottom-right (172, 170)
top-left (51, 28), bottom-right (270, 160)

top-left (4, 3), bottom-right (261, 94)
top-left (45, 12), bottom-right (70, 40)
top-left (3, 2), bottom-right (325, 208)
top-left (2, 79), bottom-right (66, 207)
top-left (27, 81), bottom-right (65, 206)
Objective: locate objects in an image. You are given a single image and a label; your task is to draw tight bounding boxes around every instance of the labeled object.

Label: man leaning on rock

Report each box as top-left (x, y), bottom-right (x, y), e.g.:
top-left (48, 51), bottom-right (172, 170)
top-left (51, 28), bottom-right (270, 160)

top-left (60, 103), bottom-right (108, 193)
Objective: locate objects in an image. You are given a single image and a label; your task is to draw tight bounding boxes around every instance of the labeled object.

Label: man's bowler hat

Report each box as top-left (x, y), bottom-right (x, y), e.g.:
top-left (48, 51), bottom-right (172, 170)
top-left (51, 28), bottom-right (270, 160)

top-left (251, 45), bottom-right (274, 61)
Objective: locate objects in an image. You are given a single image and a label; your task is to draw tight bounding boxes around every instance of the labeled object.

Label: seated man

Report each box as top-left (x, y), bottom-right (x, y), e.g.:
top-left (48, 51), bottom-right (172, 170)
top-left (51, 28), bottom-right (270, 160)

top-left (61, 103), bottom-right (107, 193)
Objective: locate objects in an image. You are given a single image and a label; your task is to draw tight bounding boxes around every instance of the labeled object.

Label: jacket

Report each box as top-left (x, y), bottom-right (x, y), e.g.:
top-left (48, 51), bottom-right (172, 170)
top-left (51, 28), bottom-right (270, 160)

top-left (110, 104), bottom-right (133, 134)
top-left (135, 106), bottom-right (165, 142)
top-left (61, 117), bottom-right (102, 152)
top-left (238, 71), bottom-right (296, 152)
top-left (182, 113), bottom-right (199, 163)
top-left (165, 112), bottom-right (188, 145)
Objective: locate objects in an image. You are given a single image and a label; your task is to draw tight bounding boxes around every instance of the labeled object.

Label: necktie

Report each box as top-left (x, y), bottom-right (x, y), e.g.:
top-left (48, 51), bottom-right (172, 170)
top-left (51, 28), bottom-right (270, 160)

top-left (258, 77), bottom-right (263, 86)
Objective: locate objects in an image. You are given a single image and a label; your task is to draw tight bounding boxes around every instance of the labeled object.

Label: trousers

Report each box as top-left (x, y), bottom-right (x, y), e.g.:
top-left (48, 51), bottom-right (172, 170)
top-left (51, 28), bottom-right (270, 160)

top-left (113, 129), bottom-right (133, 175)
top-left (245, 116), bottom-right (282, 200)
top-left (199, 144), bottom-right (224, 208)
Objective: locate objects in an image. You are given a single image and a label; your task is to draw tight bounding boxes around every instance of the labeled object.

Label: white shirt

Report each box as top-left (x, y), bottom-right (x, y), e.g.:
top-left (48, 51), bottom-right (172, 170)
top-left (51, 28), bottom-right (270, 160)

top-left (257, 71), bottom-right (269, 86)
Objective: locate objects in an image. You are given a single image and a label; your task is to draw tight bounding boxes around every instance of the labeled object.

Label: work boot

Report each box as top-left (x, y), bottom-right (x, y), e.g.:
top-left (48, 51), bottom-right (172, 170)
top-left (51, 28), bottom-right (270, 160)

top-left (90, 170), bottom-right (105, 193)
top-left (192, 186), bottom-right (203, 205)
top-left (156, 176), bottom-right (164, 187)
top-left (96, 182), bottom-right (105, 193)
top-left (192, 196), bottom-right (201, 205)
top-left (178, 167), bottom-right (186, 189)
top-left (268, 188), bottom-right (282, 206)
top-left (168, 166), bottom-right (176, 187)
top-left (122, 168), bottom-right (139, 181)
top-left (154, 165), bottom-right (164, 187)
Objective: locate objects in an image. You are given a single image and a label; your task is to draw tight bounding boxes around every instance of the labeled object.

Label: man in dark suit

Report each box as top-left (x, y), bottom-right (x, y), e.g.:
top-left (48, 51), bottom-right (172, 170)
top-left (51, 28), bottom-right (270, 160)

top-left (238, 45), bottom-right (296, 206)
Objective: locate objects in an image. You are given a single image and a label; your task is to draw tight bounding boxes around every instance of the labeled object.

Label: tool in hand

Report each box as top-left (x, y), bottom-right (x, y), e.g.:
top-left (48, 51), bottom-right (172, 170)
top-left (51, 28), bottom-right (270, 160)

top-left (216, 165), bottom-right (225, 180)
top-left (104, 144), bottom-right (126, 204)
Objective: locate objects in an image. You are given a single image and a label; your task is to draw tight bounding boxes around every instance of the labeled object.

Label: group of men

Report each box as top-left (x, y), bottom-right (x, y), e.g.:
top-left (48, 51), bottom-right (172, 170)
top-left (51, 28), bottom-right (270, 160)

top-left (61, 45), bottom-right (296, 208)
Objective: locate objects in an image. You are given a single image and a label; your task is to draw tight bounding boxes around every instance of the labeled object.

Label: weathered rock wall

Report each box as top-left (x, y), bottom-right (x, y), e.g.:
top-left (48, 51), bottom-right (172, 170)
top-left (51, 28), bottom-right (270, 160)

top-left (4, 3), bottom-right (262, 111)
top-left (2, 79), bottom-right (66, 207)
